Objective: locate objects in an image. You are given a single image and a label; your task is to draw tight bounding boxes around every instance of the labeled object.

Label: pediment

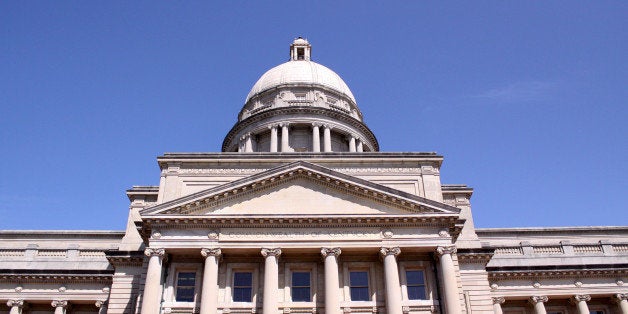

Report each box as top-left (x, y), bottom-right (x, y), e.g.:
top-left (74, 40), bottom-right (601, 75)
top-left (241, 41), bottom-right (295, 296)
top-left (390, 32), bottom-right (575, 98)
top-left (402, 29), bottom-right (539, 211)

top-left (141, 161), bottom-right (460, 217)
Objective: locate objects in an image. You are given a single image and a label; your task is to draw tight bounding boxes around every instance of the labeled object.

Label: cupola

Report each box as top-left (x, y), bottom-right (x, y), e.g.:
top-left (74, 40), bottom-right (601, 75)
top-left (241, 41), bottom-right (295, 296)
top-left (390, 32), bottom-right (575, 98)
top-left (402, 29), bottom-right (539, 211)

top-left (222, 38), bottom-right (378, 153)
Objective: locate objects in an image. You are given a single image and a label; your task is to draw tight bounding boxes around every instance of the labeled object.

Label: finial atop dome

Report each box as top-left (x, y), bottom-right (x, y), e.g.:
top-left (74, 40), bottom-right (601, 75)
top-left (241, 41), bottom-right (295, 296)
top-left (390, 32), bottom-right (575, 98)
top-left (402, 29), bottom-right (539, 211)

top-left (290, 37), bottom-right (311, 61)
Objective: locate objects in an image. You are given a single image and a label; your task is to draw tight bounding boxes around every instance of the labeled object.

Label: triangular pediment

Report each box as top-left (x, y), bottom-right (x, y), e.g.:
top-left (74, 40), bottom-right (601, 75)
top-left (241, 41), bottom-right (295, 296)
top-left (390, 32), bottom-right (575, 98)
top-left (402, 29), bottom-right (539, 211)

top-left (140, 161), bottom-right (460, 217)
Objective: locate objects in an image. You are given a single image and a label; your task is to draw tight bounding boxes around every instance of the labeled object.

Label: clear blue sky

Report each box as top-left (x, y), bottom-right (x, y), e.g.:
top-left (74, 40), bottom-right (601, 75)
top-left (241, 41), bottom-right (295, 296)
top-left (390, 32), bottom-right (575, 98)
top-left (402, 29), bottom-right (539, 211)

top-left (1, 2), bottom-right (626, 230)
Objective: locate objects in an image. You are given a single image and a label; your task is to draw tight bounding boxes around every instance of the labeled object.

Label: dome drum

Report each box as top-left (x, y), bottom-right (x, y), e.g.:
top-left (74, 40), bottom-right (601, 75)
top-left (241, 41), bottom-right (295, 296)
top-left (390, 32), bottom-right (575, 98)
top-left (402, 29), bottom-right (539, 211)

top-left (222, 107), bottom-right (378, 153)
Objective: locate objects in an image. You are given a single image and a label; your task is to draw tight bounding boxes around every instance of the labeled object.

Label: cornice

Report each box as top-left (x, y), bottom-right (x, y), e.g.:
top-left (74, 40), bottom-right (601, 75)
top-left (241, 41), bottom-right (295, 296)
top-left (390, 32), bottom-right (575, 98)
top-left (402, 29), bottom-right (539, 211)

top-left (0, 269), bottom-right (114, 284)
top-left (457, 248), bottom-right (494, 264)
top-left (488, 264), bottom-right (628, 281)
top-left (105, 250), bottom-right (145, 267)
top-left (222, 106), bottom-right (379, 152)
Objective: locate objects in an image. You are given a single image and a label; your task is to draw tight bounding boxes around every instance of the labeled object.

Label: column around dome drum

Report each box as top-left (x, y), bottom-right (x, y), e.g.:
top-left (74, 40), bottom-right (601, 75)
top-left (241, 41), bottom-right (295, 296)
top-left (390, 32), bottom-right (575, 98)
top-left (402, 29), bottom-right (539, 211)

top-left (323, 124), bottom-right (332, 152)
top-left (280, 123), bottom-right (290, 152)
top-left (312, 123), bottom-right (321, 152)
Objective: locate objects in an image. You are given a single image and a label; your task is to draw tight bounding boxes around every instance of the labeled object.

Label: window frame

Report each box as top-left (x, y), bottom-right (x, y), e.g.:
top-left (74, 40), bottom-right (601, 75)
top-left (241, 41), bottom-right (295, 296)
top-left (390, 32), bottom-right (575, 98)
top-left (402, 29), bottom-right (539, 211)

top-left (403, 269), bottom-right (427, 301)
top-left (225, 263), bottom-right (259, 305)
top-left (174, 271), bottom-right (198, 302)
top-left (163, 263), bottom-right (202, 306)
top-left (399, 261), bottom-right (435, 304)
top-left (284, 262), bottom-right (317, 304)
top-left (342, 262), bottom-right (377, 304)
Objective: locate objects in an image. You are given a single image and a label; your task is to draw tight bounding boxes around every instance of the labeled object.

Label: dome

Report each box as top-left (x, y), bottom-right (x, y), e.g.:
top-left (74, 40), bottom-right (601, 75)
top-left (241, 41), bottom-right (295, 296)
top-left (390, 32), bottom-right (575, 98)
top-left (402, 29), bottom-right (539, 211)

top-left (245, 60), bottom-right (356, 104)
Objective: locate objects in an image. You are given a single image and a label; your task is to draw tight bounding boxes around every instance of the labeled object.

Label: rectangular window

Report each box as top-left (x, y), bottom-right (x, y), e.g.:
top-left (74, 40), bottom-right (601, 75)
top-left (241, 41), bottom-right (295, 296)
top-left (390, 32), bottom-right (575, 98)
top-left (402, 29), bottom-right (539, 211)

top-left (590, 311), bottom-right (605, 314)
top-left (405, 270), bottom-right (426, 300)
top-left (291, 271), bottom-right (311, 302)
top-left (349, 271), bottom-right (369, 301)
top-left (175, 272), bottom-right (196, 302)
top-left (233, 272), bottom-right (253, 302)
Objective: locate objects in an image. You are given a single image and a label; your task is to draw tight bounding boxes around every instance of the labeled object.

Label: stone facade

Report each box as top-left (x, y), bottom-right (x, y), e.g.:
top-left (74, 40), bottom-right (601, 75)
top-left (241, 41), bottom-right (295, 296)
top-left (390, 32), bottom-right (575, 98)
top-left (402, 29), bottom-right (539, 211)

top-left (1, 38), bottom-right (627, 314)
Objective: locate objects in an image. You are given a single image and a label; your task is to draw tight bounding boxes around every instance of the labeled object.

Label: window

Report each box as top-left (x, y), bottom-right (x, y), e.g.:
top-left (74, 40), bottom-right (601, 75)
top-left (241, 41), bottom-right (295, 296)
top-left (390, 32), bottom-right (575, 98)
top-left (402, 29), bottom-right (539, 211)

top-left (291, 271), bottom-right (311, 302)
top-left (349, 271), bottom-right (369, 301)
top-left (233, 272), bottom-right (253, 302)
top-left (175, 272), bottom-right (196, 302)
top-left (590, 311), bottom-right (605, 314)
top-left (297, 48), bottom-right (305, 60)
top-left (405, 270), bottom-right (426, 300)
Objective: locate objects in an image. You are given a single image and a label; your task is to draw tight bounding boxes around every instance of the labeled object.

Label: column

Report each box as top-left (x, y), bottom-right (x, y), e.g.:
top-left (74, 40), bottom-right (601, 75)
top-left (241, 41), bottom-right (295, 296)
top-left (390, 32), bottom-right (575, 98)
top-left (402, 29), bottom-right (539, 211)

top-left (573, 295), bottom-right (590, 314)
top-left (281, 123), bottom-right (290, 152)
top-left (312, 123), bottom-right (321, 152)
top-left (436, 246), bottom-right (462, 313)
top-left (51, 300), bottom-right (68, 314)
top-left (323, 125), bottom-right (332, 152)
top-left (614, 293), bottom-right (628, 314)
top-left (270, 124), bottom-right (278, 152)
top-left (529, 296), bottom-right (548, 314)
top-left (7, 300), bottom-right (24, 314)
top-left (380, 247), bottom-right (402, 314)
top-left (261, 248), bottom-right (282, 314)
top-left (200, 248), bottom-right (222, 314)
top-left (492, 297), bottom-right (505, 314)
top-left (95, 300), bottom-right (108, 314)
top-left (321, 248), bottom-right (342, 314)
top-left (348, 136), bottom-right (356, 152)
top-left (245, 133), bottom-right (253, 152)
top-left (356, 140), bottom-right (363, 152)
top-left (141, 248), bottom-right (166, 314)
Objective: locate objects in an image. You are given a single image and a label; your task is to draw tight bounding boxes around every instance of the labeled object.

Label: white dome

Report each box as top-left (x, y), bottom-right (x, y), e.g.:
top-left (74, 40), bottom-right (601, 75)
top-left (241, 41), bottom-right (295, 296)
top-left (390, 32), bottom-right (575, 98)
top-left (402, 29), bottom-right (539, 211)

top-left (245, 60), bottom-right (356, 104)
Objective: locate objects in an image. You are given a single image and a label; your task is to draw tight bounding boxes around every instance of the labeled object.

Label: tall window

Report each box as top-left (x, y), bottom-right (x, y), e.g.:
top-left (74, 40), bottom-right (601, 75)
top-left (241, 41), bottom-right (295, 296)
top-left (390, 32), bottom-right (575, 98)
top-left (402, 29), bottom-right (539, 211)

top-left (291, 272), bottom-right (311, 302)
top-left (233, 272), bottom-right (253, 302)
top-left (175, 272), bottom-right (196, 302)
top-left (405, 270), bottom-right (426, 300)
top-left (349, 271), bottom-right (369, 301)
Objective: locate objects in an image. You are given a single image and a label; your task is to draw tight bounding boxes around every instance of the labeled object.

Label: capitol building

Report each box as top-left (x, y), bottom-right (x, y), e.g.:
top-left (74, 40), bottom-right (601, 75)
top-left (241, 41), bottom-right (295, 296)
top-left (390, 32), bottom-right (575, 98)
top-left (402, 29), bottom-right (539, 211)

top-left (1, 38), bottom-right (627, 314)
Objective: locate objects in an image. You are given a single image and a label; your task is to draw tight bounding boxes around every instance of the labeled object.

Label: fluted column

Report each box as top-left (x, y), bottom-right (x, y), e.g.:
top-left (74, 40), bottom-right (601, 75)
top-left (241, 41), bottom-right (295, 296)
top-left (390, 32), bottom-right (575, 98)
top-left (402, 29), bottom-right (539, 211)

top-left (270, 124), bottom-right (278, 152)
top-left (348, 136), bottom-right (356, 152)
top-left (7, 300), bottom-right (24, 314)
top-left (95, 300), bottom-right (108, 314)
top-left (321, 248), bottom-right (342, 314)
top-left (312, 123), bottom-right (321, 152)
top-left (51, 300), bottom-right (68, 314)
top-left (614, 294), bottom-right (628, 314)
top-left (492, 297), bottom-right (505, 314)
top-left (436, 246), bottom-right (462, 313)
top-left (280, 123), bottom-right (290, 152)
top-left (261, 248), bottom-right (282, 314)
top-left (530, 296), bottom-right (548, 314)
top-left (142, 248), bottom-right (166, 314)
top-left (323, 125), bottom-right (332, 152)
top-left (200, 248), bottom-right (222, 314)
top-left (380, 247), bottom-right (402, 314)
top-left (356, 140), bottom-right (363, 152)
top-left (572, 295), bottom-right (590, 314)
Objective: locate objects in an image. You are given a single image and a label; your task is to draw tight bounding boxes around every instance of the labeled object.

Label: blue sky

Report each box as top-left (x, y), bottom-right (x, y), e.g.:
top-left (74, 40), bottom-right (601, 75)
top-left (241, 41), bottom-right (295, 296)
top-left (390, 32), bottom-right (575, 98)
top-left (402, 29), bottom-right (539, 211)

top-left (1, 2), bottom-right (626, 230)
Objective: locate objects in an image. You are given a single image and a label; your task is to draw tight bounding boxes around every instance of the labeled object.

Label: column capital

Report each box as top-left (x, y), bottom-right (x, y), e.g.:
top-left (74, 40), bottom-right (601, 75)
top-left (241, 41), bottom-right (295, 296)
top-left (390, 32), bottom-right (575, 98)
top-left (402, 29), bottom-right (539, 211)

top-left (52, 300), bottom-right (68, 308)
top-left (614, 293), bottom-right (628, 302)
top-left (7, 300), bottom-right (24, 308)
top-left (269, 123), bottom-right (279, 129)
top-left (379, 247), bottom-right (401, 258)
top-left (261, 248), bottom-right (282, 257)
top-left (95, 300), bottom-right (107, 308)
top-left (144, 247), bottom-right (165, 258)
top-left (492, 297), bottom-right (505, 304)
top-left (572, 294), bottom-right (591, 302)
top-left (321, 247), bottom-right (342, 258)
top-left (279, 122), bottom-right (290, 128)
top-left (436, 245), bottom-right (457, 256)
top-left (529, 296), bottom-right (548, 304)
top-left (323, 124), bottom-right (334, 130)
top-left (201, 248), bottom-right (222, 258)
top-left (312, 122), bottom-right (322, 128)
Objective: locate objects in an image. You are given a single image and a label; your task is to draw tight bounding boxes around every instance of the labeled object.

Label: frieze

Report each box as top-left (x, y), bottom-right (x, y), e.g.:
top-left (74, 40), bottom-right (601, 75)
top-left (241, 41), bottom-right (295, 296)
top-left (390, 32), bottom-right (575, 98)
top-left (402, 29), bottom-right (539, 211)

top-left (221, 228), bottom-right (382, 240)
top-left (178, 168), bottom-right (268, 174)
top-left (332, 167), bottom-right (422, 174)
